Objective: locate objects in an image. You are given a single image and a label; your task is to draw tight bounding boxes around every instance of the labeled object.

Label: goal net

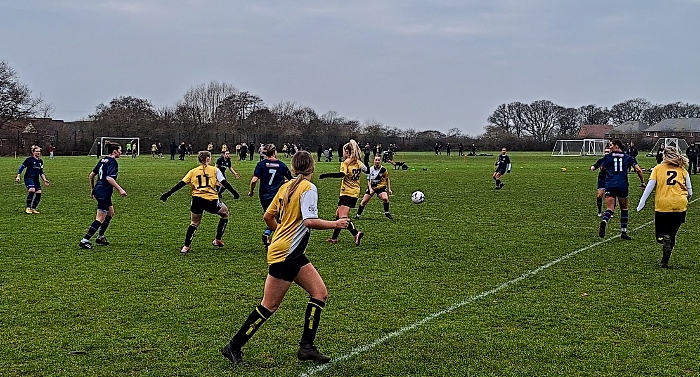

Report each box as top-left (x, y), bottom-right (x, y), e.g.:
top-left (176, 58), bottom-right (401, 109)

top-left (552, 139), bottom-right (608, 156)
top-left (648, 137), bottom-right (688, 156)
top-left (88, 137), bottom-right (140, 157)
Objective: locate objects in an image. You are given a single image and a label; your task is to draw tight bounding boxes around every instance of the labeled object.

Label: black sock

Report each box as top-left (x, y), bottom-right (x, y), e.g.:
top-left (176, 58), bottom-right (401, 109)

top-left (347, 221), bottom-right (358, 236)
top-left (216, 218), bottom-right (228, 240)
top-left (83, 220), bottom-right (102, 240)
top-left (356, 205), bottom-right (365, 216)
top-left (620, 210), bottom-right (629, 232)
top-left (31, 193), bottom-right (42, 209)
top-left (331, 216), bottom-right (341, 239)
top-left (229, 305), bottom-right (273, 349)
top-left (596, 197), bottom-right (602, 213)
top-left (26, 192), bottom-right (35, 208)
top-left (300, 298), bottom-right (326, 345)
top-left (383, 202), bottom-right (390, 213)
top-left (495, 179), bottom-right (501, 187)
top-left (184, 225), bottom-right (198, 246)
top-left (98, 215), bottom-right (112, 236)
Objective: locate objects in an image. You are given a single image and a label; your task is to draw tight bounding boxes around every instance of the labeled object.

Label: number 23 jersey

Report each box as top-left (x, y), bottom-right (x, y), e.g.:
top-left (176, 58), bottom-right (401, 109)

top-left (182, 165), bottom-right (225, 201)
top-left (339, 160), bottom-right (367, 198)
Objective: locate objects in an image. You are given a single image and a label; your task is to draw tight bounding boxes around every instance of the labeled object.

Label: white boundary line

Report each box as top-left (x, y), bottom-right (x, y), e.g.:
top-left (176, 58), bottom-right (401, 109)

top-left (301, 197), bottom-right (698, 377)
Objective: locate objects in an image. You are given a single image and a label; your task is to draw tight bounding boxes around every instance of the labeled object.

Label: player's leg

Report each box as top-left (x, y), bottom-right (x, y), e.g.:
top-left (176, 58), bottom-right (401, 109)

top-left (25, 183), bottom-right (36, 213)
top-left (30, 186), bottom-right (42, 213)
top-left (182, 208), bottom-right (203, 253)
top-left (493, 172), bottom-right (503, 189)
top-left (356, 193), bottom-right (371, 218)
top-left (596, 188), bottom-right (604, 216)
top-left (599, 193), bottom-right (617, 237)
top-left (294, 262), bottom-right (331, 363)
top-left (80, 207), bottom-right (107, 249)
top-left (379, 191), bottom-right (392, 219)
top-left (212, 202), bottom-right (229, 247)
top-left (96, 205), bottom-right (115, 245)
top-left (618, 196), bottom-right (631, 239)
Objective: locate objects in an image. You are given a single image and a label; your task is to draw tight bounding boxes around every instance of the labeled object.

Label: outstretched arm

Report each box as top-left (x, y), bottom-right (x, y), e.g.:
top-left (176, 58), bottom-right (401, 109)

top-left (161, 181), bottom-right (186, 201)
top-left (636, 180), bottom-right (656, 211)
top-left (220, 179), bottom-right (240, 199)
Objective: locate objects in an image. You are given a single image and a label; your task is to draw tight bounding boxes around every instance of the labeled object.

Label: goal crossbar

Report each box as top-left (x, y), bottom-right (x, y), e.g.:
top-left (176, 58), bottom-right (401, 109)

top-left (89, 137), bottom-right (140, 157)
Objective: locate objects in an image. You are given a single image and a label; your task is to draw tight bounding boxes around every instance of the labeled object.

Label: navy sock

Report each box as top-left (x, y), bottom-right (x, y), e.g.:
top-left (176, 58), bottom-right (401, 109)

top-left (26, 192), bottom-right (35, 208)
top-left (601, 209), bottom-right (613, 222)
top-left (98, 215), bottom-right (112, 236)
top-left (596, 197), bottom-right (602, 213)
top-left (216, 218), bottom-right (228, 240)
top-left (83, 220), bottom-right (102, 240)
top-left (620, 210), bottom-right (629, 232)
top-left (31, 193), bottom-right (42, 209)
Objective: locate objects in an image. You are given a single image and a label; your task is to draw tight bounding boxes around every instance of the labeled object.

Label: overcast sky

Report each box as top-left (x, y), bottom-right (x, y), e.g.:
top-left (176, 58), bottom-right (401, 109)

top-left (2, 0), bottom-right (700, 135)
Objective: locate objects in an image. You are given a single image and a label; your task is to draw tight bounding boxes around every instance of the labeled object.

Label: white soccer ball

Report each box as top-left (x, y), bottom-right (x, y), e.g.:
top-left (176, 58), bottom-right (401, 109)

top-left (411, 190), bottom-right (425, 204)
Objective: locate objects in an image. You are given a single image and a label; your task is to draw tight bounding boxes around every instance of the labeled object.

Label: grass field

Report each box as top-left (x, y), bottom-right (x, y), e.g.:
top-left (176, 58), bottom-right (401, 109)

top-left (1, 151), bottom-right (699, 377)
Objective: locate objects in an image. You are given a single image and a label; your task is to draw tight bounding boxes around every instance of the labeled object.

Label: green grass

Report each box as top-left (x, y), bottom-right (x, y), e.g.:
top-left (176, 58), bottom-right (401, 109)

top-left (1, 151), bottom-right (699, 377)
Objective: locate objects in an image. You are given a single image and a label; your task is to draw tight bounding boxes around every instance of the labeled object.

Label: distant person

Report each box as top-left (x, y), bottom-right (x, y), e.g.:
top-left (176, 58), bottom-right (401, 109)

top-left (78, 143), bottom-right (127, 249)
top-left (446, 142), bottom-right (451, 156)
top-left (160, 151), bottom-right (240, 254)
top-left (317, 144), bottom-right (323, 162)
top-left (627, 142), bottom-right (639, 172)
top-left (493, 147), bottom-right (511, 190)
top-left (151, 143), bottom-right (157, 159)
top-left (130, 139), bottom-right (138, 158)
top-left (685, 140), bottom-right (699, 174)
top-left (221, 151), bottom-right (348, 365)
top-left (207, 142), bottom-right (213, 153)
top-left (48, 143), bottom-right (56, 159)
top-left (458, 143), bottom-right (464, 156)
top-left (656, 144), bottom-right (665, 165)
top-left (15, 146), bottom-right (50, 214)
top-left (363, 142), bottom-right (371, 167)
top-left (471, 143), bottom-right (477, 156)
top-left (169, 141), bottom-right (177, 160)
top-left (637, 146), bottom-right (692, 268)
top-left (179, 142), bottom-right (186, 160)
top-left (355, 155), bottom-right (393, 219)
top-left (598, 140), bottom-right (645, 240)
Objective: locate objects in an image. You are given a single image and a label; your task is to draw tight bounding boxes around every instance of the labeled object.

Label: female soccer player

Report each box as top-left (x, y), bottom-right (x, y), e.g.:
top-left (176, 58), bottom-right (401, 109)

top-left (215, 150), bottom-right (241, 197)
top-left (221, 151), bottom-right (349, 365)
top-left (355, 155), bottom-right (393, 219)
top-left (493, 147), bottom-right (511, 189)
top-left (15, 146), bottom-right (50, 214)
top-left (590, 147), bottom-right (611, 216)
top-left (319, 139), bottom-right (367, 246)
top-left (637, 146), bottom-right (693, 268)
top-left (160, 151), bottom-right (240, 253)
top-left (78, 143), bottom-right (127, 249)
top-left (248, 144), bottom-right (292, 249)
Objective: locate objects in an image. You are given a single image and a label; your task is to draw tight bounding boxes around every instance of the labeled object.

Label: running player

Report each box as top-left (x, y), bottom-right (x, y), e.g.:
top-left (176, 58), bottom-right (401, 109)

top-left (15, 146), bottom-right (50, 214)
top-left (215, 150), bottom-right (241, 197)
top-left (355, 155), bottom-right (393, 219)
top-left (160, 151), bottom-right (240, 253)
top-left (493, 147), bottom-right (511, 189)
top-left (248, 144), bottom-right (292, 250)
top-left (591, 147), bottom-right (611, 216)
top-left (78, 143), bottom-right (127, 249)
top-left (637, 146), bottom-right (693, 268)
top-left (319, 139), bottom-right (367, 246)
top-left (598, 140), bottom-right (645, 239)
top-left (221, 151), bottom-right (348, 365)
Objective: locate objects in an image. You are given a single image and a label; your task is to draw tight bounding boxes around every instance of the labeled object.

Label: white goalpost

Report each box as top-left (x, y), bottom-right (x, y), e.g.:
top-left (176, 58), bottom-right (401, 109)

top-left (88, 137), bottom-right (140, 157)
top-left (648, 137), bottom-right (688, 156)
top-left (552, 139), bottom-right (609, 156)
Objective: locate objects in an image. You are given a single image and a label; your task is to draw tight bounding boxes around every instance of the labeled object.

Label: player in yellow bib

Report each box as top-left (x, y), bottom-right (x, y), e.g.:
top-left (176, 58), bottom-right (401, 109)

top-left (637, 146), bottom-right (693, 268)
top-left (160, 151), bottom-right (240, 253)
top-left (319, 139), bottom-right (368, 246)
top-left (221, 151), bottom-right (348, 365)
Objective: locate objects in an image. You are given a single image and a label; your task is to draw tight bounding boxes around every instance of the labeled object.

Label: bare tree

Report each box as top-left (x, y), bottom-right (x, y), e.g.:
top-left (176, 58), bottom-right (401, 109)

top-left (520, 100), bottom-right (562, 142)
top-left (0, 60), bottom-right (47, 127)
top-left (178, 81), bottom-right (238, 129)
top-left (90, 96), bottom-right (159, 137)
top-left (578, 104), bottom-right (610, 125)
top-left (610, 98), bottom-right (651, 126)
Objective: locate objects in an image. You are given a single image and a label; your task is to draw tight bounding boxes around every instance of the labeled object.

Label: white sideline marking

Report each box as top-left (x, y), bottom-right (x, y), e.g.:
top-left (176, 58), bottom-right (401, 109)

top-left (301, 198), bottom-right (698, 377)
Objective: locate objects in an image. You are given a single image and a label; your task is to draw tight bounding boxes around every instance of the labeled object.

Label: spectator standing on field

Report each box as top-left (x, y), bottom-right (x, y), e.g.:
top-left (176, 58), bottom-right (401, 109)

top-left (170, 141), bottom-right (177, 160)
top-left (179, 142), bottom-right (186, 161)
top-left (656, 144), bottom-right (665, 165)
top-left (48, 143), bottom-right (56, 159)
top-left (685, 140), bottom-right (699, 174)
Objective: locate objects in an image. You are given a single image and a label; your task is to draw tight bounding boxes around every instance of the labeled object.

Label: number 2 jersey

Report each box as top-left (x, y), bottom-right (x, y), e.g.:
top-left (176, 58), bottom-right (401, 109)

top-left (339, 159), bottom-right (368, 198)
top-left (600, 152), bottom-right (638, 189)
top-left (649, 162), bottom-right (691, 212)
top-left (182, 164), bottom-right (226, 201)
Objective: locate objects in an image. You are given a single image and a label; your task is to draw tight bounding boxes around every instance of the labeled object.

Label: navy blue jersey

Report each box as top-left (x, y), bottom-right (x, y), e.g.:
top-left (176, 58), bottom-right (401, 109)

top-left (600, 152), bottom-right (637, 188)
top-left (18, 156), bottom-right (44, 179)
top-left (92, 156), bottom-right (119, 195)
top-left (253, 159), bottom-right (292, 201)
top-left (495, 154), bottom-right (511, 172)
top-left (216, 156), bottom-right (232, 175)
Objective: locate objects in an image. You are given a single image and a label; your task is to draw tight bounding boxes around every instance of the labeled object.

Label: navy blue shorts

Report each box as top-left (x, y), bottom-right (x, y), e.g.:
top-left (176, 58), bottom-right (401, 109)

top-left (24, 177), bottom-right (41, 190)
top-left (260, 197), bottom-right (274, 212)
top-left (597, 178), bottom-right (605, 190)
top-left (604, 186), bottom-right (629, 198)
top-left (93, 191), bottom-right (113, 212)
top-left (495, 168), bottom-right (506, 175)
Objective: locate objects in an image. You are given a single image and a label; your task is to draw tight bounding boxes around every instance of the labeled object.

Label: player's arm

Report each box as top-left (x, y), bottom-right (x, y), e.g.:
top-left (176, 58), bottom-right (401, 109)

top-left (686, 173), bottom-right (693, 198)
top-left (216, 169), bottom-right (239, 199)
top-left (319, 172), bottom-right (345, 179)
top-left (633, 164), bottom-right (645, 187)
top-left (228, 167), bottom-right (241, 178)
top-left (88, 171), bottom-right (96, 194)
top-left (40, 172), bottom-right (50, 186)
top-left (106, 176), bottom-right (127, 197)
top-left (299, 189), bottom-right (348, 230)
top-left (15, 159), bottom-right (29, 182)
top-left (248, 175), bottom-right (259, 196)
top-left (160, 181), bottom-right (186, 201)
top-left (386, 175), bottom-right (392, 194)
top-left (636, 180), bottom-right (656, 211)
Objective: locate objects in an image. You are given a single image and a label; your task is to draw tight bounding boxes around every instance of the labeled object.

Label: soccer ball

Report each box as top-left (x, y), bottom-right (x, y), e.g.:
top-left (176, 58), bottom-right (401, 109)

top-left (411, 191), bottom-right (425, 204)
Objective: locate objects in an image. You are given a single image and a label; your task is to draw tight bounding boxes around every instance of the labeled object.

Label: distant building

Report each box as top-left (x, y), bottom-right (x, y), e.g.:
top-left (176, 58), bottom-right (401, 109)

top-left (642, 118), bottom-right (700, 141)
top-left (578, 124), bottom-right (613, 139)
top-left (605, 121), bottom-right (648, 140)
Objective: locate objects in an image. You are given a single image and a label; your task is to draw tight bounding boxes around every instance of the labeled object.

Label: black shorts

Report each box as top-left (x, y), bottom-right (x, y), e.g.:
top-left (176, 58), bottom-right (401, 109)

top-left (604, 186), bottom-right (628, 198)
top-left (338, 195), bottom-right (358, 208)
top-left (190, 196), bottom-right (223, 215)
top-left (93, 187), bottom-right (113, 212)
top-left (268, 255), bottom-right (310, 282)
top-left (655, 211), bottom-right (686, 241)
top-left (365, 187), bottom-right (387, 196)
top-left (494, 168), bottom-right (506, 175)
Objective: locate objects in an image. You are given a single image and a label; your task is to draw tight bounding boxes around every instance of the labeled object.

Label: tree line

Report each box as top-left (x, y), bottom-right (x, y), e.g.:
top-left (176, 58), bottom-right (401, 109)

top-left (4, 59), bottom-right (700, 153)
